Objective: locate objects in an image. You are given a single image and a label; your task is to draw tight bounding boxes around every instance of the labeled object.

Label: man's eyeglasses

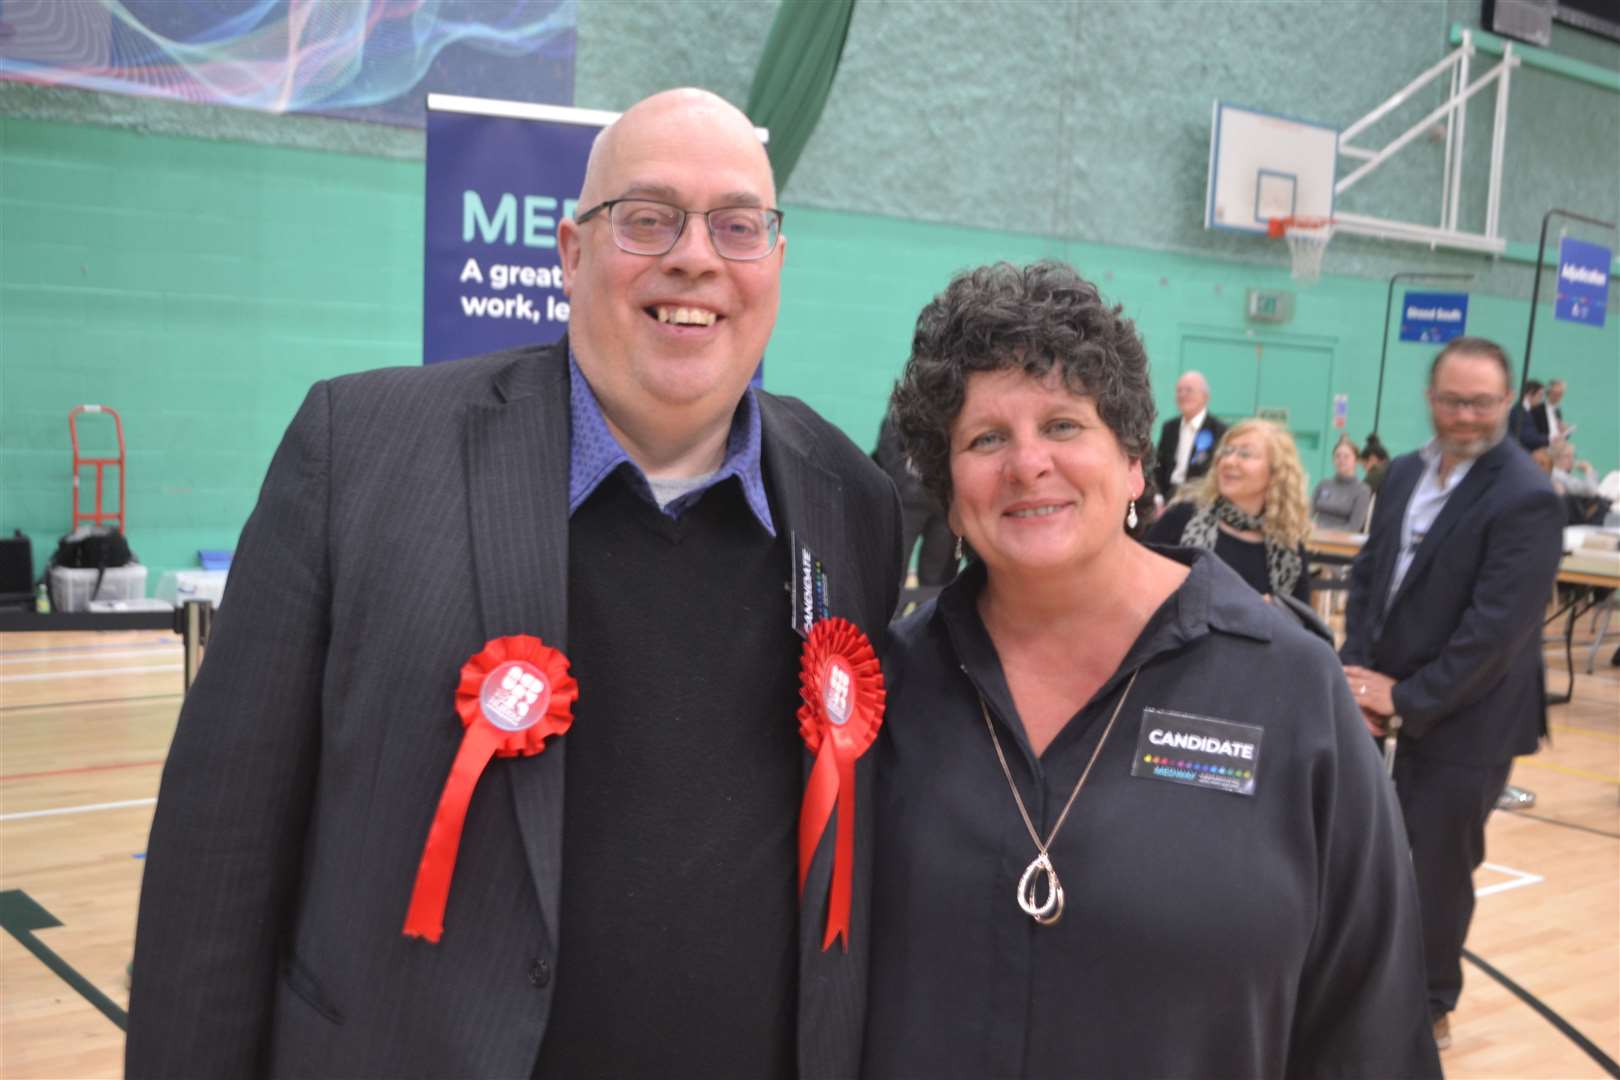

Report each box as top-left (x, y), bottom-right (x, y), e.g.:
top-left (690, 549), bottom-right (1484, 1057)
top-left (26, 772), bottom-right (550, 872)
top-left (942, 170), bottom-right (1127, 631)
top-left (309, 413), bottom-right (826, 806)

top-left (1431, 393), bottom-right (1504, 415)
top-left (574, 198), bottom-right (784, 261)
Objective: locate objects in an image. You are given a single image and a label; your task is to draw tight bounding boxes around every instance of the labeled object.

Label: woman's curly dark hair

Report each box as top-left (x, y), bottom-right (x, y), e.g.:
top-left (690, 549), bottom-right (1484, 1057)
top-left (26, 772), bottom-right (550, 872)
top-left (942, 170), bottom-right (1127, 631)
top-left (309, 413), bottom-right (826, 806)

top-left (890, 260), bottom-right (1157, 512)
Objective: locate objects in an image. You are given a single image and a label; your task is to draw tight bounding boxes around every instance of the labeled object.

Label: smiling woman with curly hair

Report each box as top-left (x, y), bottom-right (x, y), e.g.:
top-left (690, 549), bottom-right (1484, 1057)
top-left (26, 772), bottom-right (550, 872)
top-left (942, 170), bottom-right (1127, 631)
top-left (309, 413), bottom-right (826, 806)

top-left (1147, 418), bottom-right (1314, 604)
top-left (863, 261), bottom-right (1438, 1080)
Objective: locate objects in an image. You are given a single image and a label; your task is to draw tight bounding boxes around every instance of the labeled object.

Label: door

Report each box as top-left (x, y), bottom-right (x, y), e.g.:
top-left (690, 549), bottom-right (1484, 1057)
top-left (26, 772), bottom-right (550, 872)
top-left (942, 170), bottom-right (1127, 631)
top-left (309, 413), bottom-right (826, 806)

top-left (1177, 331), bottom-right (1336, 482)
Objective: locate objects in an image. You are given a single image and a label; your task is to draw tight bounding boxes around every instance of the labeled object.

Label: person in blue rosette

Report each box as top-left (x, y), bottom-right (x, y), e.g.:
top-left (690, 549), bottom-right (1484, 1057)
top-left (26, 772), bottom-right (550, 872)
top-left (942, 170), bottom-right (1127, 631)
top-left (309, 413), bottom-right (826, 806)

top-left (1151, 370), bottom-right (1227, 509)
top-left (862, 260), bottom-right (1439, 1080)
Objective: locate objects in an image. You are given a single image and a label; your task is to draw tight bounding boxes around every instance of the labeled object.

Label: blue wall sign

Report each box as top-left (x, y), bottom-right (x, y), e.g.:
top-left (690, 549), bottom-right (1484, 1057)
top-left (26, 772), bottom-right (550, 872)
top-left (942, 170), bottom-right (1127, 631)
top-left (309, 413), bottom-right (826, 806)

top-left (423, 105), bottom-right (603, 365)
top-left (1555, 237), bottom-right (1611, 328)
top-left (1399, 292), bottom-right (1469, 343)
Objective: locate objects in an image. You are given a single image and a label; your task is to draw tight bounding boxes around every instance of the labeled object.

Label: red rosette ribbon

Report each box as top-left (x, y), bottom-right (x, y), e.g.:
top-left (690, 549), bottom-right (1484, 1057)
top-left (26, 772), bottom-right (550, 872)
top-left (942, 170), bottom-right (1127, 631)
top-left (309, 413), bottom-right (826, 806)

top-left (796, 617), bottom-right (885, 952)
top-left (403, 635), bottom-right (577, 943)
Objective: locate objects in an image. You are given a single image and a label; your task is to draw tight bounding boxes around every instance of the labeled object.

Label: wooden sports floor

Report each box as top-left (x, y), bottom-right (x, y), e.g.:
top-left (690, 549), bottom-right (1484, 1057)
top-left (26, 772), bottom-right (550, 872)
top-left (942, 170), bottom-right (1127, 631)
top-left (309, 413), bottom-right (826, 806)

top-left (3, 627), bottom-right (1617, 1078)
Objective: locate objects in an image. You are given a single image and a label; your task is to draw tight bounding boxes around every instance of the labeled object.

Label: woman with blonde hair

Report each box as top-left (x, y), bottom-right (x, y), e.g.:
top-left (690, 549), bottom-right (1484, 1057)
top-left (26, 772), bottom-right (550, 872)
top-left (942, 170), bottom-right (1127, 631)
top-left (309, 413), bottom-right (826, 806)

top-left (1146, 418), bottom-right (1313, 604)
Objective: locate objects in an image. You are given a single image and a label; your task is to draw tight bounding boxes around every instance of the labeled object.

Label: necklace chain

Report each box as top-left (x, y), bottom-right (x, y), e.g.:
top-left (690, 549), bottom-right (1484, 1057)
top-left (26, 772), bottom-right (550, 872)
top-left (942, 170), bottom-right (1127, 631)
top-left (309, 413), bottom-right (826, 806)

top-left (979, 667), bottom-right (1139, 925)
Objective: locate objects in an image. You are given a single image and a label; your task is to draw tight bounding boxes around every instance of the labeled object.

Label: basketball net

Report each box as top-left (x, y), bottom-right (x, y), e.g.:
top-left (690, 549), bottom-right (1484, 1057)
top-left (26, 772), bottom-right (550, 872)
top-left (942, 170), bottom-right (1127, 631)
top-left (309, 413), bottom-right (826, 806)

top-left (1268, 217), bottom-right (1334, 285)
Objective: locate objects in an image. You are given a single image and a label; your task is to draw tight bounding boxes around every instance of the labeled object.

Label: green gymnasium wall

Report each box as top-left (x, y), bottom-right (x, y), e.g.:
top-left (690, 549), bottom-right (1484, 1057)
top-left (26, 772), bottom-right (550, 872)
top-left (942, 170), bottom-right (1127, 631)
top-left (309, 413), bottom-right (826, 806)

top-left (1, 116), bottom-right (424, 581)
top-left (770, 207), bottom-right (1620, 482)
top-left (3, 0), bottom-right (1618, 586)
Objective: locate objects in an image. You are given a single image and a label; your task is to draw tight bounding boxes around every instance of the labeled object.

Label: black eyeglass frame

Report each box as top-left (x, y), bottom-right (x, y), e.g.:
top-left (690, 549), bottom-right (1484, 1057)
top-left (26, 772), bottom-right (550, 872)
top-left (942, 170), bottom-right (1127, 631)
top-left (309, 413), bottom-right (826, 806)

top-left (574, 198), bottom-right (785, 261)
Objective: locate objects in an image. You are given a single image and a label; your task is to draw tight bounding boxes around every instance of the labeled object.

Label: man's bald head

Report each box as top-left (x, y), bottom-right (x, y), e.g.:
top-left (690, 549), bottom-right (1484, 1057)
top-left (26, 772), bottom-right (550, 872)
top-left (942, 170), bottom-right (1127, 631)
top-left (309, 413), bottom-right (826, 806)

top-left (1174, 370), bottom-right (1210, 420)
top-left (556, 88), bottom-right (785, 475)
top-left (578, 88), bottom-right (775, 210)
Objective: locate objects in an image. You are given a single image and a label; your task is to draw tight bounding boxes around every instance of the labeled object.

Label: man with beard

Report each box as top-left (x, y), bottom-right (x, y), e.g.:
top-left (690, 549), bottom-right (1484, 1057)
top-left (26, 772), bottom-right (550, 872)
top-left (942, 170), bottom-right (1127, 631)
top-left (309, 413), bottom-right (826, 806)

top-left (1339, 336), bottom-right (1564, 1053)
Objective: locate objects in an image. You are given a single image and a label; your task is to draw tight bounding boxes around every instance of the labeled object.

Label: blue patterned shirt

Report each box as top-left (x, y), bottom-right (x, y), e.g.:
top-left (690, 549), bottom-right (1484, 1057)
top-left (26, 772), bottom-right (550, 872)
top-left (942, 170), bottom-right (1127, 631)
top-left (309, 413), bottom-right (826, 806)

top-left (566, 352), bottom-right (775, 535)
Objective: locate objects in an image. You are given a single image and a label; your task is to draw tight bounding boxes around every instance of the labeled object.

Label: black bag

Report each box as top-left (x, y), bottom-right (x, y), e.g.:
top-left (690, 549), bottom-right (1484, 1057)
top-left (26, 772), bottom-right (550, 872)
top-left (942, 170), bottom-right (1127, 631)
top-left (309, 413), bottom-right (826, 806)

top-left (0, 530), bottom-right (33, 610)
top-left (47, 526), bottom-right (135, 608)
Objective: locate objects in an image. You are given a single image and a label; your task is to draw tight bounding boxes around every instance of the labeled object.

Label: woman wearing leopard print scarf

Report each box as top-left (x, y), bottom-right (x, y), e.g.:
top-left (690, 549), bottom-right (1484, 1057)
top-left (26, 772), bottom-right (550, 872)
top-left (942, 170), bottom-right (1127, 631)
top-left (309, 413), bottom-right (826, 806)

top-left (1147, 418), bottom-right (1313, 605)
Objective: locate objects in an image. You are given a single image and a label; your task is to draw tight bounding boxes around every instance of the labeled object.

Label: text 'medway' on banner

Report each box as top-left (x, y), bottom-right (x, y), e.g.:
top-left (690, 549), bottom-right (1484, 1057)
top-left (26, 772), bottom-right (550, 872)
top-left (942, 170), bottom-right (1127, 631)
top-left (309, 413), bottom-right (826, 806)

top-left (423, 96), bottom-right (612, 365)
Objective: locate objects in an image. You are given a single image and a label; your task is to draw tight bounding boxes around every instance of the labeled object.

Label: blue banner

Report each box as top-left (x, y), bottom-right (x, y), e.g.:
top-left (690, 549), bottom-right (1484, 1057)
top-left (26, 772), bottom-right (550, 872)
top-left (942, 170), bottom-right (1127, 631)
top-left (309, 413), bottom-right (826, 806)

top-left (1399, 291), bottom-right (1469, 343)
top-left (1555, 236), bottom-right (1610, 328)
top-left (423, 104), bottom-right (605, 364)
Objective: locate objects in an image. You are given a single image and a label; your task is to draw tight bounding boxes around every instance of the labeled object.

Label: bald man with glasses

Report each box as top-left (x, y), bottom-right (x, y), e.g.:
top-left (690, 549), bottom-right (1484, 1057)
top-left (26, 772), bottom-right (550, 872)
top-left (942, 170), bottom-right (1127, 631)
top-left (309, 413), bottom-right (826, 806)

top-left (128, 88), bottom-right (903, 1080)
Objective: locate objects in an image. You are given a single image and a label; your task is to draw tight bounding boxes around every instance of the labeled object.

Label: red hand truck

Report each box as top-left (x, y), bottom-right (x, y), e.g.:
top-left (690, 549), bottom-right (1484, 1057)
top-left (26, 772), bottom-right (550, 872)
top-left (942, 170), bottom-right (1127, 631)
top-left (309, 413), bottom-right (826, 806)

top-left (68, 404), bottom-right (126, 533)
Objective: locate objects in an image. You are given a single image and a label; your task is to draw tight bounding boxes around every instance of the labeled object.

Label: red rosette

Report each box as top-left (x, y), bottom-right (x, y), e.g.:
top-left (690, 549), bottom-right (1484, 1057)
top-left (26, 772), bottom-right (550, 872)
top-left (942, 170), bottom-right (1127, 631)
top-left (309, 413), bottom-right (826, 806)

top-left (403, 635), bottom-right (577, 943)
top-left (796, 617), bottom-right (885, 952)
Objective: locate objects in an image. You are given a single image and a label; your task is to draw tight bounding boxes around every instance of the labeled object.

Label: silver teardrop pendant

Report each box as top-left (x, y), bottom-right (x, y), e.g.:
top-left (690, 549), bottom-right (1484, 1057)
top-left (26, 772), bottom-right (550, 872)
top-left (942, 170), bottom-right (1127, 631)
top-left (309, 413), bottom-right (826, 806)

top-left (1017, 851), bottom-right (1065, 926)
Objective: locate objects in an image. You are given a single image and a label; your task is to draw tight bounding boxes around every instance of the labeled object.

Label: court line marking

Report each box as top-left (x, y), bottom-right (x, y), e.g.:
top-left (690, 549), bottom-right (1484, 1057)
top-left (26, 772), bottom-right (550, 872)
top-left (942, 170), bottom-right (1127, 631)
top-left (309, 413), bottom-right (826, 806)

top-left (1, 664), bottom-right (182, 683)
top-left (0, 797), bottom-right (156, 822)
top-left (0, 637), bottom-right (176, 657)
top-left (1475, 861), bottom-right (1544, 898)
top-left (1, 647), bottom-right (181, 666)
top-left (0, 759), bottom-right (165, 783)
top-left (0, 890), bottom-right (127, 1032)
top-left (1512, 812), bottom-right (1620, 841)
top-left (1548, 721), bottom-right (1620, 743)
top-left (0, 693), bottom-right (183, 713)
top-left (1510, 758), bottom-right (1620, 786)
top-left (1463, 947), bottom-right (1620, 1079)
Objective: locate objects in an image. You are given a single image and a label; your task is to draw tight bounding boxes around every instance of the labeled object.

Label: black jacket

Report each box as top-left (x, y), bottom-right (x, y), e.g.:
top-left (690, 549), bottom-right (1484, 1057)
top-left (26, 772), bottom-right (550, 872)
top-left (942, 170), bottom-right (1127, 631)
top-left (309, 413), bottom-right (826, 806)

top-left (1530, 399), bottom-right (1563, 439)
top-left (1509, 401), bottom-right (1549, 451)
top-left (127, 340), bottom-right (904, 1079)
top-left (1340, 438), bottom-right (1564, 765)
top-left (1153, 412), bottom-right (1228, 497)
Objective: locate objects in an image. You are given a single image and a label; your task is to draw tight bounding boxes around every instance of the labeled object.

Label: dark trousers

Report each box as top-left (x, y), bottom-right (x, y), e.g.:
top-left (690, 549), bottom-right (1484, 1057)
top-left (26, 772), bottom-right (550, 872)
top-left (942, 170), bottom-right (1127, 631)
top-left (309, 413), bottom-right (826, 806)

top-left (900, 496), bottom-right (956, 586)
top-left (1391, 752), bottom-right (1513, 1018)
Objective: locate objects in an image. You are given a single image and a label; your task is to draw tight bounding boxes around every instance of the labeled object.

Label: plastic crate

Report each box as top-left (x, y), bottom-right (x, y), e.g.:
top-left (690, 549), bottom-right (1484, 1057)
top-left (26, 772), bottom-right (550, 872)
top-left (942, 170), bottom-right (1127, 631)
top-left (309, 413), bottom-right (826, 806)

top-left (48, 563), bottom-right (148, 612)
top-left (154, 569), bottom-right (228, 608)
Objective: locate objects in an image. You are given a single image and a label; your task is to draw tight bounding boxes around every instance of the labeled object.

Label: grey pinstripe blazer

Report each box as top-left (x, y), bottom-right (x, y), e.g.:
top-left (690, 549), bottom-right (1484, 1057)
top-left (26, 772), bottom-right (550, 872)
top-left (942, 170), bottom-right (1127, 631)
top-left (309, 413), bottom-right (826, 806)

top-left (126, 340), bottom-right (904, 1079)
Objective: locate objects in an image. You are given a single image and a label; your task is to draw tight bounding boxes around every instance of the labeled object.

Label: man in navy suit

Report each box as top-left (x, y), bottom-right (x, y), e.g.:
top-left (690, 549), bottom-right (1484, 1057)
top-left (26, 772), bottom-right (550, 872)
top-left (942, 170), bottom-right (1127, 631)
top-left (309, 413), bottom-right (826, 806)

top-left (1340, 337), bottom-right (1563, 1053)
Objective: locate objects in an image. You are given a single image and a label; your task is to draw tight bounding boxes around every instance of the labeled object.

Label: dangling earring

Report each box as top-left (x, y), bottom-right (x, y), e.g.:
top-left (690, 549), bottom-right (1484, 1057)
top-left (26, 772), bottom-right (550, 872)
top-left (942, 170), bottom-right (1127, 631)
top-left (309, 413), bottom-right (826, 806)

top-left (1126, 500), bottom-right (1139, 530)
top-left (954, 535), bottom-right (964, 562)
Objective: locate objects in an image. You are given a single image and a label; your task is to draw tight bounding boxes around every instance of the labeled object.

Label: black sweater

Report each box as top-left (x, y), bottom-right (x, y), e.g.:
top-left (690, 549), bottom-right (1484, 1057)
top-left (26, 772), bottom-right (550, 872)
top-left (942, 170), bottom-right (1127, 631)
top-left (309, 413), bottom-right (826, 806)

top-left (1147, 501), bottom-right (1312, 605)
top-left (533, 470), bottom-right (800, 1079)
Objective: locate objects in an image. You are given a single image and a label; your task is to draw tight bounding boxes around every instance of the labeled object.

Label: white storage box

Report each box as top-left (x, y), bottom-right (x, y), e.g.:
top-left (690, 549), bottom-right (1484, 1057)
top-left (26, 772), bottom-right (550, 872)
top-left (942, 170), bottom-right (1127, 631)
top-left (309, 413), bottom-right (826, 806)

top-left (49, 563), bottom-right (148, 612)
top-left (154, 569), bottom-right (229, 608)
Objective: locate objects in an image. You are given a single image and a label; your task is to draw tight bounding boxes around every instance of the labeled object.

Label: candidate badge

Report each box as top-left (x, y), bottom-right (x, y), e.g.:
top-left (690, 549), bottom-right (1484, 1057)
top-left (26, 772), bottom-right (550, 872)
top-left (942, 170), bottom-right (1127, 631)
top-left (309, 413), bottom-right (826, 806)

top-left (797, 617), bottom-right (884, 951)
top-left (403, 635), bottom-right (577, 943)
top-left (1131, 708), bottom-right (1262, 797)
top-left (789, 532), bottom-right (831, 638)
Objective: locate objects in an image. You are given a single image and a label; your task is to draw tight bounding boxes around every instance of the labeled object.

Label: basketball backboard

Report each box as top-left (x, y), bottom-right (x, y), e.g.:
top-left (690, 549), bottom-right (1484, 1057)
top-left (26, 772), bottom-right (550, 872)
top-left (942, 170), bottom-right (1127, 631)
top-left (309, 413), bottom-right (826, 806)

top-left (1205, 102), bottom-right (1337, 235)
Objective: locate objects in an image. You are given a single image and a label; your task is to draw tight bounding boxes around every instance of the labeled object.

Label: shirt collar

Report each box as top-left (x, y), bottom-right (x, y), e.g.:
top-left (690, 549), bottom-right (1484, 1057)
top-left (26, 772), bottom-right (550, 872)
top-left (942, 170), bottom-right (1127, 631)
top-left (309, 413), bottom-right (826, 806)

top-left (566, 351), bottom-right (775, 535)
top-left (1182, 408), bottom-right (1208, 430)
top-left (936, 547), bottom-right (1273, 690)
top-left (1416, 437), bottom-right (1479, 487)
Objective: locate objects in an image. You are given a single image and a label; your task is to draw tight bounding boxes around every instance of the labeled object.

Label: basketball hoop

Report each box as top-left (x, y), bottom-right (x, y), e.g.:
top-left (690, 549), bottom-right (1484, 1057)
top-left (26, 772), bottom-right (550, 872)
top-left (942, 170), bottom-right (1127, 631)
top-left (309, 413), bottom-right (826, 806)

top-left (1269, 216), bottom-right (1335, 284)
